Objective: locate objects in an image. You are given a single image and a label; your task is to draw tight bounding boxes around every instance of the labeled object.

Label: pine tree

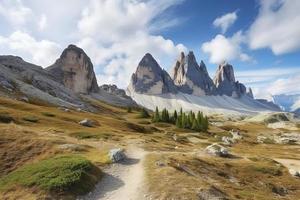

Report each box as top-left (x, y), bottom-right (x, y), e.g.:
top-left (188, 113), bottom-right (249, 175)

top-left (173, 110), bottom-right (178, 121)
top-left (140, 108), bottom-right (150, 118)
top-left (191, 118), bottom-right (199, 131)
top-left (176, 116), bottom-right (182, 128)
top-left (152, 106), bottom-right (160, 122)
top-left (127, 106), bottom-right (132, 113)
top-left (202, 116), bottom-right (209, 131)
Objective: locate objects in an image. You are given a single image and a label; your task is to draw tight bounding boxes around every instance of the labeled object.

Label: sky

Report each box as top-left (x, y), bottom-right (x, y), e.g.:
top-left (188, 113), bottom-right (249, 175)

top-left (0, 0), bottom-right (299, 100)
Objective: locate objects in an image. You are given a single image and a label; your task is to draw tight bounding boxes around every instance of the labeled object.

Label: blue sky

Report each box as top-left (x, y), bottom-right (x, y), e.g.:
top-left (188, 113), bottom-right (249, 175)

top-left (0, 0), bottom-right (299, 99)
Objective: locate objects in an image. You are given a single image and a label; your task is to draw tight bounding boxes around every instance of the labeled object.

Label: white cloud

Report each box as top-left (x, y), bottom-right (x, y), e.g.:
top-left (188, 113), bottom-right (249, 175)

top-left (0, 0), bottom-right (186, 89)
top-left (213, 11), bottom-right (237, 33)
top-left (38, 14), bottom-right (47, 31)
top-left (248, 0), bottom-right (300, 55)
top-left (76, 0), bottom-right (186, 87)
top-left (0, 31), bottom-right (60, 67)
top-left (0, 0), bottom-right (32, 26)
top-left (201, 31), bottom-right (251, 64)
top-left (235, 68), bottom-right (300, 99)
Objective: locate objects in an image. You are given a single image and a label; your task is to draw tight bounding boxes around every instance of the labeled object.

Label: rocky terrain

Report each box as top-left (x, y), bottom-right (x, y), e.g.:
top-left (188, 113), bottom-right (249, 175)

top-left (0, 44), bottom-right (136, 109)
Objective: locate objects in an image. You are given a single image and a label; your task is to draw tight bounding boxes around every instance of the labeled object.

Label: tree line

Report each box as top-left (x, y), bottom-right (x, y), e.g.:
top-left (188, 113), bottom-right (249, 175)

top-left (151, 107), bottom-right (209, 132)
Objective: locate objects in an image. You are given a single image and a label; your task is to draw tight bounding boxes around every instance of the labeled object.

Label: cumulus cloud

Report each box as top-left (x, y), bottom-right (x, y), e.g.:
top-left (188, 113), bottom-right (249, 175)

top-left (0, 31), bottom-right (60, 66)
top-left (248, 0), bottom-right (300, 55)
top-left (235, 68), bottom-right (300, 99)
top-left (77, 0), bottom-right (186, 87)
top-left (0, 0), bottom-right (186, 89)
top-left (38, 14), bottom-right (47, 31)
top-left (213, 11), bottom-right (237, 33)
top-left (0, 0), bottom-right (32, 26)
top-left (201, 31), bottom-right (251, 64)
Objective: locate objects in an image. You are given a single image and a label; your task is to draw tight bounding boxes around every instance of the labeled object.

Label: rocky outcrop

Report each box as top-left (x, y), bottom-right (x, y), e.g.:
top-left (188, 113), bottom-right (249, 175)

top-left (0, 55), bottom-right (83, 106)
top-left (256, 99), bottom-right (281, 111)
top-left (47, 44), bottom-right (98, 94)
top-left (99, 84), bottom-right (127, 98)
top-left (246, 87), bottom-right (254, 98)
top-left (172, 52), bottom-right (215, 95)
top-left (128, 53), bottom-right (177, 95)
top-left (213, 62), bottom-right (247, 97)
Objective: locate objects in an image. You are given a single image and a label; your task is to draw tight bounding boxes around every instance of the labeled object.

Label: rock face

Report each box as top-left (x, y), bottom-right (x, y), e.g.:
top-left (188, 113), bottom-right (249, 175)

top-left (172, 52), bottom-right (215, 95)
top-left (213, 62), bottom-right (247, 98)
top-left (47, 44), bottom-right (98, 94)
top-left (128, 53), bottom-right (177, 95)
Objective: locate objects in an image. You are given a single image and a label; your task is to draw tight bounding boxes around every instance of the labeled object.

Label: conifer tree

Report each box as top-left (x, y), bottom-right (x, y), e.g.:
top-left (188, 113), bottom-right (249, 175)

top-left (152, 106), bottom-right (160, 122)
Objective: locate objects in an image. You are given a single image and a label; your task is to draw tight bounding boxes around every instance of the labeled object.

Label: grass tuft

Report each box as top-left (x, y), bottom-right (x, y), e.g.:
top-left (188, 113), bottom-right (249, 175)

top-left (22, 116), bottom-right (39, 123)
top-left (0, 155), bottom-right (101, 195)
top-left (41, 112), bottom-right (56, 117)
top-left (69, 132), bottom-right (111, 140)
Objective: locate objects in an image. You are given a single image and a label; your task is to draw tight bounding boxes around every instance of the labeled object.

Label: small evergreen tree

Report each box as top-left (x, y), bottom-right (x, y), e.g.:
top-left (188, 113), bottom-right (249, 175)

top-left (152, 106), bottom-right (160, 122)
top-left (176, 114), bottom-right (182, 128)
top-left (173, 110), bottom-right (178, 121)
top-left (140, 108), bottom-right (150, 118)
top-left (127, 106), bottom-right (132, 113)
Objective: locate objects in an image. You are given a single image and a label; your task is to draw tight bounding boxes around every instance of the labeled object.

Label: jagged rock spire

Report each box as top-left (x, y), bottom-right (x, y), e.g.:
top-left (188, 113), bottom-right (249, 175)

top-left (213, 62), bottom-right (246, 97)
top-left (128, 53), bottom-right (177, 95)
top-left (46, 44), bottom-right (98, 94)
top-left (172, 51), bottom-right (215, 95)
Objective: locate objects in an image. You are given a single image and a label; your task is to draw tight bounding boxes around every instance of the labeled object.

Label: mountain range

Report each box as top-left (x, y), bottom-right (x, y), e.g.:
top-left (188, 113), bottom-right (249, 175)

top-left (0, 44), bottom-right (286, 116)
top-left (127, 52), bottom-right (280, 115)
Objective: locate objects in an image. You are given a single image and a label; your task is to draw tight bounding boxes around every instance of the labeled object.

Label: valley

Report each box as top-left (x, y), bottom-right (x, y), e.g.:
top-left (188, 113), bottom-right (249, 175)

top-left (0, 96), bottom-right (299, 199)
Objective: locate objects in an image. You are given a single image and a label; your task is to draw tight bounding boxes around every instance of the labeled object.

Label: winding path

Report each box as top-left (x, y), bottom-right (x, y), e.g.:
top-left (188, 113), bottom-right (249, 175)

top-left (80, 146), bottom-right (148, 200)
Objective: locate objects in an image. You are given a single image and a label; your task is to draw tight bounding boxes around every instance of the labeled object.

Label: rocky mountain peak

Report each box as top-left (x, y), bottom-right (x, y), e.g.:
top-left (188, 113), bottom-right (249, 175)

top-left (172, 51), bottom-right (215, 95)
top-left (213, 62), bottom-right (247, 97)
top-left (127, 53), bottom-right (177, 95)
top-left (46, 44), bottom-right (98, 94)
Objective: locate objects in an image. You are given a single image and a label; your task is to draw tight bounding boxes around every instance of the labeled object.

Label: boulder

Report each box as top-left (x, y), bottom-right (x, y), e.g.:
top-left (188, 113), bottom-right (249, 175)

top-left (222, 136), bottom-right (235, 145)
top-left (288, 169), bottom-right (300, 177)
top-left (205, 143), bottom-right (229, 157)
top-left (20, 96), bottom-right (29, 103)
top-left (198, 186), bottom-right (228, 200)
top-left (230, 130), bottom-right (243, 140)
top-left (79, 119), bottom-right (94, 127)
top-left (109, 148), bottom-right (126, 163)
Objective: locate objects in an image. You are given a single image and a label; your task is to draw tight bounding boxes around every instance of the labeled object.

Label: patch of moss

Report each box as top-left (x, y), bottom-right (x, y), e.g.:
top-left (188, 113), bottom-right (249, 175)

top-left (41, 112), bottom-right (56, 117)
top-left (22, 116), bottom-right (39, 123)
top-left (0, 155), bottom-right (102, 195)
top-left (69, 132), bottom-right (111, 140)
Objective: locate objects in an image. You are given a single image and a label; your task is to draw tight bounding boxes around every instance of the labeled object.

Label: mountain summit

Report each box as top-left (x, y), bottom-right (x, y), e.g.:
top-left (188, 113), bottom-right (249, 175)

top-left (128, 53), bottom-right (177, 95)
top-left (172, 51), bottom-right (215, 95)
top-left (213, 62), bottom-right (247, 98)
top-left (46, 44), bottom-right (99, 94)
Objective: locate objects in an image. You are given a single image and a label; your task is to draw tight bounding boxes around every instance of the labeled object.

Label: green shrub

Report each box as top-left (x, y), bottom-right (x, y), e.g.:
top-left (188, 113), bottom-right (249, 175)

top-left (22, 116), bottom-right (39, 123)
top-left (42, 112), bottom-right (56, 117)
top-left (70, 132), bottom-right (110, 140)
top-left (140, 108), bottom-right (150, 118)
top-left (0, 155), bottom-right (102, 195)
top-left (0, 114), bottom-right (14, 123)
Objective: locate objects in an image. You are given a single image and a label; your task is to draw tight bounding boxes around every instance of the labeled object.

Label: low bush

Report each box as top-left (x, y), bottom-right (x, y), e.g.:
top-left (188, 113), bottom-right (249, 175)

top-left (0, 114), bottom-right (14, 123)
top-left (22, 116), bottom-right (39, 123)
top-left (41, 112), bottom-right (56, 117)
top-left (0, 155), bottom-right (102, 195)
